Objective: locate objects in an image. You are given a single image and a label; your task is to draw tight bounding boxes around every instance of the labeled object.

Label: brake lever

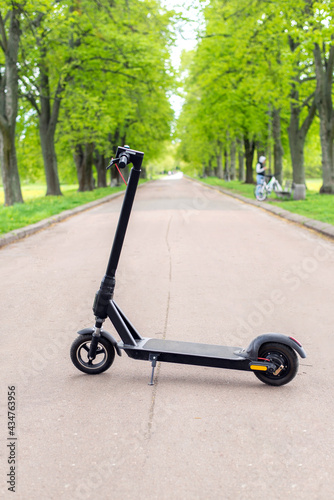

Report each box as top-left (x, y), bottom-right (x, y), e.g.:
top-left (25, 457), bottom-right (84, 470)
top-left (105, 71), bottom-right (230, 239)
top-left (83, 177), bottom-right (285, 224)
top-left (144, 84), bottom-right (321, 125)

top-left (106, 157), bottom-right (120, 170)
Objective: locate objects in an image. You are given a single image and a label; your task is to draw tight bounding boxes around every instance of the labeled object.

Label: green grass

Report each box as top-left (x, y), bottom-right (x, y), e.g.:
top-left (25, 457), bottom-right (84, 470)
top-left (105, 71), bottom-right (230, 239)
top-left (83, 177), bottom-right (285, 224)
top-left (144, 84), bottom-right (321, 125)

top-left (199, 177), bottom-right (334, 226)
top-left (0, 183), bottom-right (90, 204)
top-left (201, 178), bottom-right (256, 197)
top-left (271, 192), bottom-right (334, 225)
top-left (0, 184), bottom-right (127, 236)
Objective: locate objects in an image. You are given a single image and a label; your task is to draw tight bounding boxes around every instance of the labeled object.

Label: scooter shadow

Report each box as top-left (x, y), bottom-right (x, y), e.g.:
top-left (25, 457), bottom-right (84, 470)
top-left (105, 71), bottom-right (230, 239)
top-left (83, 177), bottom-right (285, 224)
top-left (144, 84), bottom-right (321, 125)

top-left (69, 367), bottom-right (288, 392)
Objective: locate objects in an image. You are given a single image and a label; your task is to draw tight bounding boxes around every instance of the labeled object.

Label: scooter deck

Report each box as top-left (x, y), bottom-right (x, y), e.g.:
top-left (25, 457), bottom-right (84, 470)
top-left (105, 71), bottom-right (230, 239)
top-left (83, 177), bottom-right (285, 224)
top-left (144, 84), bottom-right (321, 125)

top-left (119, 338), bottom-right (251, 371)
top-left (142, 338), bottom-right (241, 357)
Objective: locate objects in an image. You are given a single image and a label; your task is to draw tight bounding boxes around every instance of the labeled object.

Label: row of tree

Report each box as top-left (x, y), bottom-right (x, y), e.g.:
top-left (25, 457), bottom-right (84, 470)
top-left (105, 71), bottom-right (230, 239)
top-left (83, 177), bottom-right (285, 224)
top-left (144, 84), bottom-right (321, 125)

top-left (0, 0), bottom-right (176, 206)
top-left (177, 0), bottom-right (334, 197)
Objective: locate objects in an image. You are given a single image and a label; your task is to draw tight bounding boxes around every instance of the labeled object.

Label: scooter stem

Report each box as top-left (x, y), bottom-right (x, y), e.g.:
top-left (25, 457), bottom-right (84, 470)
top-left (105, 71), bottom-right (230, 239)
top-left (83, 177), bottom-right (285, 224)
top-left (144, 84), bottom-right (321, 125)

top-left (93, 147), bottom-right (144, 320)
top-left (105, 165), bottom-right (141, 278)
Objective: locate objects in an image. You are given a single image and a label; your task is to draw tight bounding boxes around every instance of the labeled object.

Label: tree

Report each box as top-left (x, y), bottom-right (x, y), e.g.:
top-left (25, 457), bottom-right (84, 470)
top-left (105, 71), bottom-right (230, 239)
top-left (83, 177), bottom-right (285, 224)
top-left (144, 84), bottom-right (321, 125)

top-left (58, 0), bottom-right (175, 190)
top-left (176, 0), bottom-right (324, 194)
top-left (310, 0), bottom-right (334, 194)
top-left (0, 2), bottom-right (23, 205)
top-left (284, 15), bottom-right (317, 190)
top-left (20, 2), bottom-right (82, 196)
top-left (314, 41), bottom-right (334, 193)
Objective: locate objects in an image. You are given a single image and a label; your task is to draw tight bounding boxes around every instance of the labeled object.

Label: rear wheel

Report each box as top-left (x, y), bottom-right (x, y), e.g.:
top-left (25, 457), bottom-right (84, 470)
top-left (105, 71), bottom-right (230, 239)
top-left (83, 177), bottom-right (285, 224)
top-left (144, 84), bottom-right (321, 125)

top-left (254, 342), bottom-right (298, 386)
top-left (70, 334), bottom-right (115, 374)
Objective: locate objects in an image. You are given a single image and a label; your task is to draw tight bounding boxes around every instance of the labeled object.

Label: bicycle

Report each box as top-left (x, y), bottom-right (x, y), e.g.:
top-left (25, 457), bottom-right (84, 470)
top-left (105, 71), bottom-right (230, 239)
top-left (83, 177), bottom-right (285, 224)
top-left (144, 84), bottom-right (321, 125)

top-left (255, 174), bottom-right (292, 201)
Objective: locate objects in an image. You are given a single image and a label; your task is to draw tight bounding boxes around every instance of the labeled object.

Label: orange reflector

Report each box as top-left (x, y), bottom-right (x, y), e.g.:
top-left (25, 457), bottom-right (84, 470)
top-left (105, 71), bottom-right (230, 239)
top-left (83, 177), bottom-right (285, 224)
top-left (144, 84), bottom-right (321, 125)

top-left (250, 365), bottom-right (268, 371)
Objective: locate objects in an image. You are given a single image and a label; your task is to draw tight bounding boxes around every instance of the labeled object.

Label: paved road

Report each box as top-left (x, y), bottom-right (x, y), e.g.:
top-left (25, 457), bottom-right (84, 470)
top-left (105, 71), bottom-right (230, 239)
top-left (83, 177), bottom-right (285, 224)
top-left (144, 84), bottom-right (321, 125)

top-left (1, 176), bottom-right (333, 499)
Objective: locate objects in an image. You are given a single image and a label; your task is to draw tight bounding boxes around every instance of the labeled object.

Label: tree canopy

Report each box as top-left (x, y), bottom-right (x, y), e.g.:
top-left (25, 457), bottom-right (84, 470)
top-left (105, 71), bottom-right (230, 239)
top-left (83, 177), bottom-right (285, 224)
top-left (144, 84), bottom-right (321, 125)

top-left (0, 0), bottom-right (177, 203)
top-left (177, 0), bottom-right (334, 195)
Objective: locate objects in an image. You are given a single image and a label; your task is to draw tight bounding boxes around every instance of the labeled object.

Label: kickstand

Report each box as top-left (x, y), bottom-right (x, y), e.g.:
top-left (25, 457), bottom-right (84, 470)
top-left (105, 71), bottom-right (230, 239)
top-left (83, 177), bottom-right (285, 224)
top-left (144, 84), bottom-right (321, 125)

top-left (148, 354), bottom-right (159, 386)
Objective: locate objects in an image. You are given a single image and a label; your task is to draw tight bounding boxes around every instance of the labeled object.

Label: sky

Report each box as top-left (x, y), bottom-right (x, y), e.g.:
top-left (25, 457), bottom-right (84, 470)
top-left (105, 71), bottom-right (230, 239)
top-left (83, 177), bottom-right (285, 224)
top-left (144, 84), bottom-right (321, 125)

top-left (160, 0), bottom-right (204, 117)
top-left (163, 0), bottom-right (202, 67)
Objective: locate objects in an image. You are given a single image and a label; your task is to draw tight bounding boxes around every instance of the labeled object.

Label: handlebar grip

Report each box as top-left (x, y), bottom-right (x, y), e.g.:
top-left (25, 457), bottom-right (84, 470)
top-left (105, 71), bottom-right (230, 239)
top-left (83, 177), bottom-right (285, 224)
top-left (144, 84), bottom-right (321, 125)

top-left (118, 153), bottom-right (129, 169)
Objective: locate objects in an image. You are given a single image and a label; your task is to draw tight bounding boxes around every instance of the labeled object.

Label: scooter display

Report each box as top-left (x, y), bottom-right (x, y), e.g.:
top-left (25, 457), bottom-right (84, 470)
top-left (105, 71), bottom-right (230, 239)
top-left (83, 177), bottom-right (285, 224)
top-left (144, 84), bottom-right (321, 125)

top-left (70, 146), bottom-right (306, 386)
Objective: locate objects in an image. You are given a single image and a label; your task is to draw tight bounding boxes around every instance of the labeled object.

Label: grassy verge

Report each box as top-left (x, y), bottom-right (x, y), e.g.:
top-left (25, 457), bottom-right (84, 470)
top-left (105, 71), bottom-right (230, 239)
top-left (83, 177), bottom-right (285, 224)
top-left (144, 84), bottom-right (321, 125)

top-left (0, 184), bottom-right (127, 236)
top-left (199, 177), bottom-right (334, 226)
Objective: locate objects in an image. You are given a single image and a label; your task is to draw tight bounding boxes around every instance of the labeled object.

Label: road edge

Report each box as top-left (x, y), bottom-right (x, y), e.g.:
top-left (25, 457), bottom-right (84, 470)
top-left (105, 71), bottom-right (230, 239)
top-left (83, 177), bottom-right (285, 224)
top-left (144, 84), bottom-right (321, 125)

top-left (2, 178), bottom-right (334, 249)
top-left (187, 177), bottom-right (334, 240)
top-left (0, 189), bottom-right (128, 249)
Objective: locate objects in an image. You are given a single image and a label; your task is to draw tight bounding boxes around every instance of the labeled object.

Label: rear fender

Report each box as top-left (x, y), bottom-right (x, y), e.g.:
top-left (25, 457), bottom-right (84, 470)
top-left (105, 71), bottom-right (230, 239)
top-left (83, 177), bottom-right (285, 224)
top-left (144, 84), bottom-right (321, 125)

top-left (77, 327), bottom-right (121, 356)
top-left (237, 333), bottom-right (306, 360)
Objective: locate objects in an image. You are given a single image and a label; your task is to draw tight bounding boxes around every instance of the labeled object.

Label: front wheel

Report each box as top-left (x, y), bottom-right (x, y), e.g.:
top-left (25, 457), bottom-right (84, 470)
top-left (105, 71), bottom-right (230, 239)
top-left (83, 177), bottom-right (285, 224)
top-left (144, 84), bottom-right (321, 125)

top-left (255, 184), bottom-right (267, 201)
top-left (70, 334), bottom-right (115, 374)
top-left (254, 342), bottom-right (299, 386)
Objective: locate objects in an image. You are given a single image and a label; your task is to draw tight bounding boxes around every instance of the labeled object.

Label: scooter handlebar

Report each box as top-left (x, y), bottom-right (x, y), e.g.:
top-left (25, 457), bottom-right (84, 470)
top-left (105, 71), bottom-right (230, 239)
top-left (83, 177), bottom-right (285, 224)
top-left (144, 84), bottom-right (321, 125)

top-left (106, 146), bottom-right (144, 171)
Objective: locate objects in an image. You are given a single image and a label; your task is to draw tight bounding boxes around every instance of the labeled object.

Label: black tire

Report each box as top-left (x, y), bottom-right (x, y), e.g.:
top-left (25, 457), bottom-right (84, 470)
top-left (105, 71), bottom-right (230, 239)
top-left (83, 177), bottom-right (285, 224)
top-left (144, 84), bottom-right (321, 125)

top-left (70, 334), bottom-right (115, 375)
top-left (255, 184), bottom-right (267, 201)
top-left (254, 342), bottom-right (299, 386)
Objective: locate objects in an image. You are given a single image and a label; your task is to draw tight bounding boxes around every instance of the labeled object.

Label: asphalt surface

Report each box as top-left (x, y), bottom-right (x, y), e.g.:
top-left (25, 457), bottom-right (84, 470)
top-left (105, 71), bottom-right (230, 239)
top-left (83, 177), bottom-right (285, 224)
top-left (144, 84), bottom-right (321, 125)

top-left (1, 175), bottom-right (333, 499)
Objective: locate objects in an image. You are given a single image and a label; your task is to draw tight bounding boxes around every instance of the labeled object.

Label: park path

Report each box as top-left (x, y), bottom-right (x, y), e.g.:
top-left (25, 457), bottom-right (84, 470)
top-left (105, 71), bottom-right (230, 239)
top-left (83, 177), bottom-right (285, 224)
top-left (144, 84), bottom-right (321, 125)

top-left (0, 176), bottom-right (333, 499)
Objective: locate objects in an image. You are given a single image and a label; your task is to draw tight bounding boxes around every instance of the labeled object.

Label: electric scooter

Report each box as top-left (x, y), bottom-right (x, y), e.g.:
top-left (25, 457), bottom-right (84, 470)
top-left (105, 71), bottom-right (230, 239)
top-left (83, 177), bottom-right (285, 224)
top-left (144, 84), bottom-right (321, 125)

top-left (70, 146), bottom-right (306, 386)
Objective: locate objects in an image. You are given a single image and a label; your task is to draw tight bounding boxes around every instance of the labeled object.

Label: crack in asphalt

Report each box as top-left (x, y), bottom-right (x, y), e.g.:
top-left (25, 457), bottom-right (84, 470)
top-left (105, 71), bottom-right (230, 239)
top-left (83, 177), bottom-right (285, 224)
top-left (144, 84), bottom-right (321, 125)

top-left (146, 215), bottom-right (173, 439)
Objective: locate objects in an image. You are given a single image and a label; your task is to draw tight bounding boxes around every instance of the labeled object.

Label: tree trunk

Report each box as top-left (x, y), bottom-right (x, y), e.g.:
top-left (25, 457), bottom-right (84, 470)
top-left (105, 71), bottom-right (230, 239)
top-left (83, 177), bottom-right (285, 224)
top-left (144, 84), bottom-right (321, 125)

top-left (216, 141), bottom-right (223, 178)
top-left (74, 143), bottom-right (95, 191)
top-left (267, 106), bottom-right (273, 174)
top-left (272, 107), bottom-right (284, 184)
top-left (224, 147), bottom-right (230, 181)
top-left (0, 124), bottom-right (22, 206)
top-left (108, 130), bottom-right (120, 185)
top-left (256, 143), bottom-right (266, 165)
top-left (38, 57), bottom-right (62, 196)
top-left (94, 150), bottom-right (107, 188)
top-left (313, 42), bottom-right (334, 194)
top-left (230, 139), bottom-right (236, 180)
top-left (111, 166), bottom-right (120, 186)
top-left (288, 108), bottom-right (305, 185)
top-left (237, 137), bottom-right (245, 181)
top-left (288, 93), bottom-right (316, 186)
top-left (39, 119), bottom-right (62, 196)
top-left (0, 8), bottom-right (23, 205)
top-left (207, 158), bottom-right (214, 176)
top-left (288, 36), bottom-right (317, 188)
top-left (244, 136), bottom-right (255, 184)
